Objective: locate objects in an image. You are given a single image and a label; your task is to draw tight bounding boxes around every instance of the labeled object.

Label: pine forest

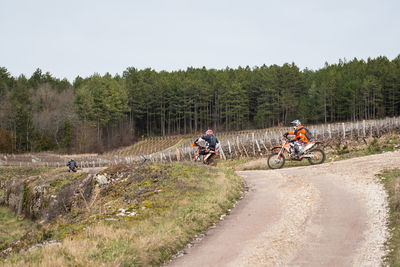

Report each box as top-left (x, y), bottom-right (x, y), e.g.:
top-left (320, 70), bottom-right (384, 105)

top-left (1, 55), bottom-right (400, 153)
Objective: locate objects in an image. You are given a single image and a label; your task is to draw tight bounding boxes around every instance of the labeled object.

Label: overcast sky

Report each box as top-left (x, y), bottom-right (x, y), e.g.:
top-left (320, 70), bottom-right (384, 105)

top-left (1, 0), bottom-right (399, 81)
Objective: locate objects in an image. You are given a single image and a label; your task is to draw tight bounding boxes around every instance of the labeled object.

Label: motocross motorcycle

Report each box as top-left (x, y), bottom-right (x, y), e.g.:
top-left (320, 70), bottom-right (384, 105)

top-left (192, 143), bottom-right (217, 165)
top-left (267, 137), bottom-right (325, 169)
top-left (68, 166), bottom-right (78, 172)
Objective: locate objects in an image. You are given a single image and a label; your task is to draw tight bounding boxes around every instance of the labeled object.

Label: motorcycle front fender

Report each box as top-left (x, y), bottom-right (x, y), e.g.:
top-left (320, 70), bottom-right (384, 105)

top-left (271, 146), bottom-right (283, 152)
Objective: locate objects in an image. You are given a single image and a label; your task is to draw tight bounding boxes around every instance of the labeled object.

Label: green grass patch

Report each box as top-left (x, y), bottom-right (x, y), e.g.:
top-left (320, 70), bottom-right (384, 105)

top-left (379, 168), bottom-right (400, 266)
top-left (0, 166), bottom-right (49, 182)
top-left (217, 157), bottom-right (252, 169)
top-left (0, 206), bottom-right (33, 248)
top-left (330, 136), bottom-right (400, 162)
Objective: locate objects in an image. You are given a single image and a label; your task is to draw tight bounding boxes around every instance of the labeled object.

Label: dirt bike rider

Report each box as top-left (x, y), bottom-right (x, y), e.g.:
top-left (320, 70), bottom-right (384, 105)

top-left (282, 120), bottom-right (311, 159)
top-left (67, 158), bottom-right (78, 172)
top-left (194, 129), bottom-right (219, 156)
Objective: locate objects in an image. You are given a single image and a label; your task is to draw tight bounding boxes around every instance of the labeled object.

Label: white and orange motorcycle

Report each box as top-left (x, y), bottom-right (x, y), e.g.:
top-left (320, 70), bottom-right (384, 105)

top-left (267, 136), bottom-right (325, 169)
top-left (192, 143), bottom-right (218, 165)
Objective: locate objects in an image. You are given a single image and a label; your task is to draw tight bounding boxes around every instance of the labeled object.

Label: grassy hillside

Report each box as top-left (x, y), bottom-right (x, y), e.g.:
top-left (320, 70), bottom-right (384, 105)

top-left (0, 163), bottom-right (242, 266)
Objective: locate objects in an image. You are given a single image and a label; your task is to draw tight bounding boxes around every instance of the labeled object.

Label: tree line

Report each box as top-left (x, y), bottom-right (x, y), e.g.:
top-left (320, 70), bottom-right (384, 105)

top-left (1, 55), bottom-right (399, 153)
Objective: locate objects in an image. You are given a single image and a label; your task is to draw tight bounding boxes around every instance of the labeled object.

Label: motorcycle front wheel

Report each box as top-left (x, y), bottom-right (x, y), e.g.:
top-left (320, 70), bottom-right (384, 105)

top-left (307, 148), bottom-right (325, 165)
top-left (267, 152), bottom-right (285, 169)
top-left (204, 153), bottom-right (216, 166)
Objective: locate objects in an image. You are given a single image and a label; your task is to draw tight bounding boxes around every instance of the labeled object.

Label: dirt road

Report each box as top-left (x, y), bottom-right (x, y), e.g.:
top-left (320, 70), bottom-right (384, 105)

top-left (168, 151), bottom-right (400, 266)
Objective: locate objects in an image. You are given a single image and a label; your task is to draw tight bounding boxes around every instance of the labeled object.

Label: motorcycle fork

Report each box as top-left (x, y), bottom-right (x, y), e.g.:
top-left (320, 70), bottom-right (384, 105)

top-left (203, 153), bottom-right (214, 163)
top-left (278, 148), bottom-right (284, 159)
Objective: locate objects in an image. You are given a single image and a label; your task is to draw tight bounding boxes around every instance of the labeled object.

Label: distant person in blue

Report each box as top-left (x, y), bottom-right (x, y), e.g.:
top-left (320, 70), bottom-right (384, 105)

top-left (67, 158), bottom-right (78, 172)
top-left (194, 129), bottom-right (219, 156)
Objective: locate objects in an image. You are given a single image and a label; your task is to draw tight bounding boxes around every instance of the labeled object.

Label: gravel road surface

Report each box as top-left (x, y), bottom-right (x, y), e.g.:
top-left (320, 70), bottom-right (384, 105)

top-left (167, 151), bottom-right (400, 266)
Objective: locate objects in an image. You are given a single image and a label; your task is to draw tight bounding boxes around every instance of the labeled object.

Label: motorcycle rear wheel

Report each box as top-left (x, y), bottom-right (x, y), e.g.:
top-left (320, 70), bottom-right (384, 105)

top-left (267, 152), bottom-right (285, 169)
top-left (307, 148), bottom-right (325, 165)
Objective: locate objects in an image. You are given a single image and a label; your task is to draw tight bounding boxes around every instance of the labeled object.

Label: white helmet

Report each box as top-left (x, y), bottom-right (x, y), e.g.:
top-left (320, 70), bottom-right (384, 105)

top-left (291, 120), bottom-right (301, 129)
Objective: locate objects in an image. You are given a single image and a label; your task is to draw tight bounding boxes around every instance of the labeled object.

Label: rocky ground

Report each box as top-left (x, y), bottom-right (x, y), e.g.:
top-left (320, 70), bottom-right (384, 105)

top-left (168, 151), bottom-right (400, 266)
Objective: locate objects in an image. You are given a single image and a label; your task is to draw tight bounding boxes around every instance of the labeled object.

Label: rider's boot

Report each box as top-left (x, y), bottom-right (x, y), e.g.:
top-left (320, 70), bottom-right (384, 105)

top-left (292, 146), bottom-right (300, 159)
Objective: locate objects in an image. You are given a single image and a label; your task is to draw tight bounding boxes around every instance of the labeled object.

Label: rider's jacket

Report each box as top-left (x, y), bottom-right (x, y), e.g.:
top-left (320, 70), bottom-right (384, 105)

top-left (288, 125), bottom-right (309, 143)
top-left (195, 134), bottom-right (219, 151)
top-left (67, 160), bottom-right (77, 168)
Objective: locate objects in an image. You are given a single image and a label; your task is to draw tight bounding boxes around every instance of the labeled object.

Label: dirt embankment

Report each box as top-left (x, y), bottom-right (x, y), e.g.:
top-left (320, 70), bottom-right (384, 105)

top-left (168, 151), bottom-right (400, 266)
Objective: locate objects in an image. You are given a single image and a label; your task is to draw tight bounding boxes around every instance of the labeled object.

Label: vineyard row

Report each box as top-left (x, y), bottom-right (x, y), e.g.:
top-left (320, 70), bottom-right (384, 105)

top-left (1, 117), bottom-right (399, 167)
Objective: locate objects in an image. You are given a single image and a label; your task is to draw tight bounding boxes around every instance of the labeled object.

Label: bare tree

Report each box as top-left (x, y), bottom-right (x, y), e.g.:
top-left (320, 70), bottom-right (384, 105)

top-left (31, 84), bottom-right (76, 147)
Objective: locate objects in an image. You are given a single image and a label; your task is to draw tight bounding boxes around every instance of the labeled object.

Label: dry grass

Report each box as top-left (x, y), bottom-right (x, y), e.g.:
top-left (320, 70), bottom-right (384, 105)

top-left (3, 163), bottom-right (242, 266)
top-left (107, 136), bottom-right (191, 157)
top-left (380, 168), bottom-right (400, 266)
